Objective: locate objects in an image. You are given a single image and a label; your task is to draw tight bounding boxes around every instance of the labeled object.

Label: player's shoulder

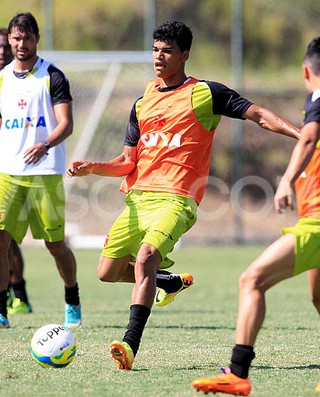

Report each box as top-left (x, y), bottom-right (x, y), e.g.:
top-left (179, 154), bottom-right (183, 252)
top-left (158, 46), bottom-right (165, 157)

top-left (197, 79), bottom-right (230, 90)
top-left (193, 80), bottom-right (230, 97)
top-left (311, 89), bottom-right (320, 104)
top-left (38, 57), bottom-right (67, 80)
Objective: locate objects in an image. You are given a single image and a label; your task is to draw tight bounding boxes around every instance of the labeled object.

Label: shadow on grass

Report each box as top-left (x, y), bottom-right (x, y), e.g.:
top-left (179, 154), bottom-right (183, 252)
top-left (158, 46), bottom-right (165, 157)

top-left (253, 364), bottom-right (320, 370)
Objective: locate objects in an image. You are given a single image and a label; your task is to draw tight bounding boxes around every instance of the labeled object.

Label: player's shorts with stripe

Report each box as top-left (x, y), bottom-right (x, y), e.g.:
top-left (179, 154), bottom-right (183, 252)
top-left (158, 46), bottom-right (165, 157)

top-left (101, 190), bottom-right (198, 269)
top-left (0, 172), bottom-right (65, 244)
top-left (282, 218), bottom-right (320, 276)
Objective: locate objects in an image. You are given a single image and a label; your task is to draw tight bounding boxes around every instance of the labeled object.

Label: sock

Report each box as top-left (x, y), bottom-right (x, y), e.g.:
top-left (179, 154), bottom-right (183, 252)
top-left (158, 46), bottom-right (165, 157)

top-left (123, 304), bottom-right (151, 356)
top-left (0, 290), bottom-right (8, 317)
top-left (65, 283), bottom-right (80, 306)
top-left (11, 279), bottom-right (29, 304)
top-left (156, 270), bottom-right (183, 293)
top-left (229, 344), bottom-right (255, 379)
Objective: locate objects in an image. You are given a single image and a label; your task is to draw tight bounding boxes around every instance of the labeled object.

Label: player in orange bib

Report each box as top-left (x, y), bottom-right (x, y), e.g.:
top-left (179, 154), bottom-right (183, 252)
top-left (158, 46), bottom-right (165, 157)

top-left (68, 20), bottom-right (299, 371)
top-left (192, 36), bottom-right (320, 396)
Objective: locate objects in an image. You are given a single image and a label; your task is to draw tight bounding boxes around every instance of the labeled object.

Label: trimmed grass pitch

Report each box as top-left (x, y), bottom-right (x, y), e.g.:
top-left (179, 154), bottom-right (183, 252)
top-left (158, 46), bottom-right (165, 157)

top-left (0, 245), bottom-right (319, 397)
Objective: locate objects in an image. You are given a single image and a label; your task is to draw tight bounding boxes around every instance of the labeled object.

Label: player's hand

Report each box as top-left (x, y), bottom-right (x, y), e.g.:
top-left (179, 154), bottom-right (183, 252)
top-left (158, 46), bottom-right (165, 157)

top-left (67, 161), bottom-right (94, 177)
top-left (23, 143), bottom-right (48, 164)
top-left (274, 178), bottom-right (295, 213)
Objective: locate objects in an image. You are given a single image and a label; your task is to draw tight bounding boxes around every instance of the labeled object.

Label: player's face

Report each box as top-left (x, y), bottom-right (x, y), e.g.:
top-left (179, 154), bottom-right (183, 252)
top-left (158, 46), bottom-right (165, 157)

top-left (152, 39), bottom-right (189, 85)
top-left (8, 27), bottom-right (39, 63)
top-left (0, 34), bottom-right (12, 70)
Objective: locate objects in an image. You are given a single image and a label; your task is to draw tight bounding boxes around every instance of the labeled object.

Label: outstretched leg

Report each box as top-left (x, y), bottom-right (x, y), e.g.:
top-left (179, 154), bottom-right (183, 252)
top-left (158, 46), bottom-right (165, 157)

top-left (192, 233), bottom-right (296, 395)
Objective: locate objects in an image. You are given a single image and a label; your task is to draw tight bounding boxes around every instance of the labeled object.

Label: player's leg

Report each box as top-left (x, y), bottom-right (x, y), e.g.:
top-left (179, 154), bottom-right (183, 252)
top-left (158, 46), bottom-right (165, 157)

top-left (235, 233), bottom-right (295, 346)
top-left (155, 269), bottom-right (194, 306)
top-left (45, 239), bottom-right (81, 328)
top-left (8, 240), bottom-right (32, 314)
top-left (97, 255), bottom-right (135, 283)
top-left (109, 191), bottom-right (197, 369)
top-left (45, 240), bottom-right (77, 287)
top-left (132, 242), bottom-right (162, 308)
top-left (110, 242), bottom-right (161, 369)
top-left (0, 230), bottom-right (12, 328)
top-left (28, 175), bottom-right (81, 328)
top-left (307, 268), bottom-right (320, 314)
top-left (0, 174), bottom-right (29, 328)
top-left (149, 193), bottom-right (197, 306)
top-left (98, 192), bottom-right (193, 297)
top-left (192, 233), bottom-right (296, 395)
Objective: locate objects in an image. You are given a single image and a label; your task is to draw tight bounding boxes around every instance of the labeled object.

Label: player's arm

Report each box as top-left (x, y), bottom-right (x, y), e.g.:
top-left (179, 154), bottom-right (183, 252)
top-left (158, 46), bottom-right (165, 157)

top-left (243, 104), bottom-right (300, 140)
top-left (45, 101), bottom-right (73, 147)
top-left (67, 145), bottom-right (137, 178)
top-left (274, 121), bottom-right (320, 213)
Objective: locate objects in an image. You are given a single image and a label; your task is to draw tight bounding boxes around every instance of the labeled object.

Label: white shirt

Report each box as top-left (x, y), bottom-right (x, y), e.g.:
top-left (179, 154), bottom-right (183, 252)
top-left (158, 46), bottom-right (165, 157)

top-left (0, 57), bottom-right (66, 175)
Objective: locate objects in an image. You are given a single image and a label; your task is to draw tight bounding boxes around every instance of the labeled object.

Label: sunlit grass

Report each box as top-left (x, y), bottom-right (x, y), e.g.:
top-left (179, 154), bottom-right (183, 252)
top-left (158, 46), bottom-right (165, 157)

top-left (0, 245), bottom-right (318, 397)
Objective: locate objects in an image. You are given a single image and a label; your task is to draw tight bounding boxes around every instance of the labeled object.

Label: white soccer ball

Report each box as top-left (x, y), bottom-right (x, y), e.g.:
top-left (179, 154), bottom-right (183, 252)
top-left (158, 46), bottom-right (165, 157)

top-left (30, 324), bottom-right (76, 368)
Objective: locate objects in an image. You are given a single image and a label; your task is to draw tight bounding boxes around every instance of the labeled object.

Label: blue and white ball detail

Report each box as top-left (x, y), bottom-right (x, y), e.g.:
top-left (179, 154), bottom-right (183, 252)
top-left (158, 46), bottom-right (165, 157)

top-left (30, 324), bottom-right (76, 368)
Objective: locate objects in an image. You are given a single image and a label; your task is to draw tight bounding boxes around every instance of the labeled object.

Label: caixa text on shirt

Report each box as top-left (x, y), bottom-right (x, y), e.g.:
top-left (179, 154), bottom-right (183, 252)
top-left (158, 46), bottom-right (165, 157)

top-left (4, 116), bottom-right (46, 129)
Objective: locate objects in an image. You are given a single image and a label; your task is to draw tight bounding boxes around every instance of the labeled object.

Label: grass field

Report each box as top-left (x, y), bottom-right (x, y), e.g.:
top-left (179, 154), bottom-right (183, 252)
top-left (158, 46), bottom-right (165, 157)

top-left (0, 245), bottom-right (319, 397)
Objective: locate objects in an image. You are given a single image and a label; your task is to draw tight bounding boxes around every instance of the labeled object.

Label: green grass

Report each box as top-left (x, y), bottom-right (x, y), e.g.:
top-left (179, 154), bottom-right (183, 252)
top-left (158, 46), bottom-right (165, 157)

top-left (0, 245), bottom-right (319, 397)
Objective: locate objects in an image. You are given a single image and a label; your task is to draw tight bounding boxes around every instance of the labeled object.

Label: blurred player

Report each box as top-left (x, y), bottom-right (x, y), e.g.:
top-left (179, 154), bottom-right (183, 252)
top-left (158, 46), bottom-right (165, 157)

top-left (68, 20), bottom-right (299, 370)
top-left (0, 28), bottom-right (12, 68)
top-left (192, 37), bottom-right (320, 396)
top-left (0, 13), bottom-right (81, 329)
top-left (0, 27), bottom-right (32, 314)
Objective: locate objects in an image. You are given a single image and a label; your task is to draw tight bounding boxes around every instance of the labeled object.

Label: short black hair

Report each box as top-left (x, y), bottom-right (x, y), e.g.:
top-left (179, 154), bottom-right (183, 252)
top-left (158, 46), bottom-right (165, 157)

top-left (153, 20), bottom-right (193, 52)
top-left (8, 12), bottom-right (39, 36)
top-left (304, 37), bottom-right (320, 75)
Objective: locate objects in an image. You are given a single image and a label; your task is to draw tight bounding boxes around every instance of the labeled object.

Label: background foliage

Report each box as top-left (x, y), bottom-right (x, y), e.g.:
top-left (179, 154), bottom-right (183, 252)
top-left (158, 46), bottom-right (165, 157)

top-left (0, 0), bottom-right (317, 242)
top-left (0, 0), bottom-right (319, 72)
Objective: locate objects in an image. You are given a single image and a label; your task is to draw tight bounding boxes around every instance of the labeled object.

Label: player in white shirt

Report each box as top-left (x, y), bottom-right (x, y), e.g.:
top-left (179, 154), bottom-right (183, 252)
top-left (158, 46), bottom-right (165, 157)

top-left (0, 13), bottom-right (81, 329)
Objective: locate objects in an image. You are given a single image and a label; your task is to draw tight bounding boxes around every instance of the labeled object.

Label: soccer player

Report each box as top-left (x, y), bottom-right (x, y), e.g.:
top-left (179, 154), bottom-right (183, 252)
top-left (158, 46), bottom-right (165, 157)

top-left (0, 28), bottom-right (12, 68)
top-left (0, 27), bottom-right (32, 315)
top-left (0, 13), bottom-right (81, 329)
top-left (67, 20), bottom-right (299, 370)
top-left (192, 37), bottom-right (320, 396)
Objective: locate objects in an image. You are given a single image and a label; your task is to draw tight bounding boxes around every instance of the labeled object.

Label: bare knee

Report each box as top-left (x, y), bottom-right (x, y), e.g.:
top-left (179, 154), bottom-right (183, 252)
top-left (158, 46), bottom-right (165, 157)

top-left (97, 256), bottom-right (133, 283)
top-left (239, 268), bottom-right (266, 294)
top-left (97, 266), bottom-right (118, 282)
top-left (45, 240), bottom-right (69, 257)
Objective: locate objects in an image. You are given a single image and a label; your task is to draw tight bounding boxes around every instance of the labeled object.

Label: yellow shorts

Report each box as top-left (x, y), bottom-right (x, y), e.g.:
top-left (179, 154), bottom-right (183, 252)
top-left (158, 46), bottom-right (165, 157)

top-left (282, 218), bottom-right (320, 276)
top-left (0, 173), bottom-right (65, 243)
top-left (101, 190), bottom-right (198, 269)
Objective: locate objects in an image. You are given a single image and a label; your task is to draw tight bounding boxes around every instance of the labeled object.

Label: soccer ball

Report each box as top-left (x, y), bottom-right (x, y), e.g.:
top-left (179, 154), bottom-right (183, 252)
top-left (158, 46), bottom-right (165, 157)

top-left (30, 324), bottom-right (76, 368)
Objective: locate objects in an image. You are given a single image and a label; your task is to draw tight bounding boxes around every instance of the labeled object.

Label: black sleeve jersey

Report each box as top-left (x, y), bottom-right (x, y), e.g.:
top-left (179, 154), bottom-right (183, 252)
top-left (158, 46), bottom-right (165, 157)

top-left (124, 97), bottom-right (142, 147)
top-left (124, 80), bottom-right (253, 147)
top-left (48, 64), bottom-right (73, 105)
top-left (204, 81), bottom-right (252, 119)
top-left (303, 92), bottom-right (320, 125)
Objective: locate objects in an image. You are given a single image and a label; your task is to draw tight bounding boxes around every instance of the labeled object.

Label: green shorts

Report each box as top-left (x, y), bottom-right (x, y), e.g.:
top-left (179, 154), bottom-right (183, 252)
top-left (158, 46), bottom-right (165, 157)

top-left (101, 190), bottom-right (198, 269)
top-left (282, 218), bottom-right (320, 276)
top-left (0, 173), bottom-right (65, 244)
